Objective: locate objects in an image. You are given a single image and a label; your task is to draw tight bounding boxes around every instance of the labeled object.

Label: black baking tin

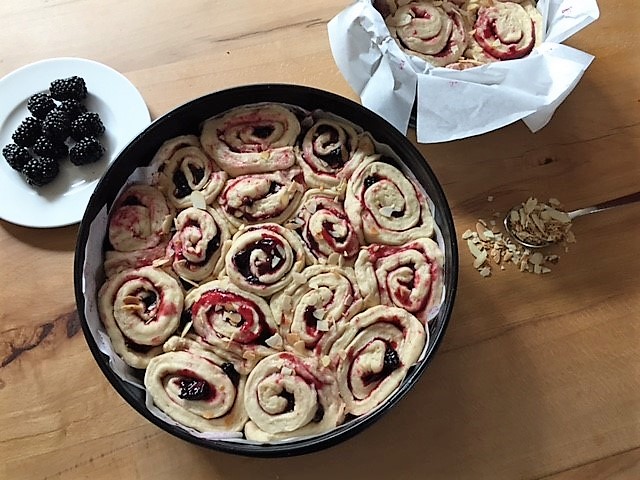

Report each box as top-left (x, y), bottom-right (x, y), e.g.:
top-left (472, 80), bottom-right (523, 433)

top-left (73, 84), bottom-right (458, 457)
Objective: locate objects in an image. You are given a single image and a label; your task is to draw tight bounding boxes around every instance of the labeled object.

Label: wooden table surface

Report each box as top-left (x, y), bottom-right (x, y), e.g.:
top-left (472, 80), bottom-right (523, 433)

top-left (1, 1), bottom-right (638, 479)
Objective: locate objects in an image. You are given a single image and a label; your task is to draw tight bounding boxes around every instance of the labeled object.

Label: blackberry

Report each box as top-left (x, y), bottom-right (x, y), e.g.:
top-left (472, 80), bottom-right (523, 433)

top-left (69, 137), bottom-right (105, 165)
top-left (27, 93), bottom-right (56, 119)
top-left (22, 156), bottom-right (59, 186)
top-left (49, 76), bottom-right (87, 101)
top-left (2, 144), bottom-right (33, 172)
top-left (41, 109), bottom-right (71, 141)
top-left (12, 116), bottom-right (42, 147)
top-left (56, 99), bottom-right (87, 121)
top-left (70, 112), bottom-right (105, 141)
top-left (33, 136), bottom-right (68, 161)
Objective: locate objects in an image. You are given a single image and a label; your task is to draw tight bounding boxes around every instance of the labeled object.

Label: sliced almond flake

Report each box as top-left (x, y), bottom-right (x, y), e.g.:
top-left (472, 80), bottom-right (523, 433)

top-left (545, 207), bottom-right (571, 223)
top-left (190, 190), bottom-right (207, 210)
top-left (531, 213), bottom-right (547, 234)
top-left (503, 251), bottom-right (513, 262)
top-left (473, 250), bottom-right (488, 269)
top-left (313, 308), bottom-right (325, 320)
top-left (476, 222), bottom-right (488, 240)
top-left (181, 276), bottom-right (200, 288)
top-left (379, 205), bottom-right (396, 218)
top-left (530, 252), bottom-right (544, 265)
top-left (180, 320), bottom-right (193, 338)
top-left (467, 239), bottom-right (485, 259)
top-left (479, 266), bottom-right (491, 277)
top-left (286, 332), bottom-right (300, 344)
top-left (121, 304), bottom-right (143, 311)
top-left (541, 266), bottom-right (552, 274)
top-left (524, 197), bottom-right (538, 214)
top-left (327, 252), bottom-right (341, 265)
top-left (275, 244), bottom-right (286, 258)
top-left (321, 355), bottom-right (331, 367)
top-left (152, 257), bottom-right (171, 268)
top-left (548, 198), bottom-right (561, 207)
top-left (565, 230), bottom-right (576, 243)
top-left (281, 366), bottom-right (294, 376)
top-left (462, 229), bottom-right (474, 240)
top-left (123, 295), bottom-right (141, 305)
top-left (242, 350), bottom-right (257, 360)
top-left (306, 201), bottom-right (317, 214)
top-left (271, 256), bottom-right (280, 269)
top-left (293, 340), bottom-right (307, 353)
top-left (265, 332), bottom-right (283, 349)
top-left (316, 320), bottom-right (330, 332)
top-left (533, 264), bottom-right (542, 275)
top-left (225, 312), bottom-right (242, 326)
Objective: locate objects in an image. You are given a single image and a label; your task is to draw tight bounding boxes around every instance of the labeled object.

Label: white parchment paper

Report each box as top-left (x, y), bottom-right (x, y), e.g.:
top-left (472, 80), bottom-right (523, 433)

top-left (328, 0), bottom-right (599, 143)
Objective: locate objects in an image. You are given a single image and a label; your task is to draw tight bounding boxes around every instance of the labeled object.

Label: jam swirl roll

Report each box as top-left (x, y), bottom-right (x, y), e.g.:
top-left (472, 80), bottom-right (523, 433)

top-left (298, 114), bottom-right (374, 189)
top-left (355, 237), bottom-right (444, 324)
top-left (243, 352), bottom-right (345, 442)
top-left (286, 189), bottom-right (360, 264)
top-left (467, 0), bottom-right (543, 62)
top-left (165, 206), bottom-right (230, 283)
top-left (344, 157), bottom-right (434, 245)
top-left (153, 135), bottom-right (228, 210)
top-left (386, 1), bottom-right (468, 67)
top-left (218, 168), bottom-right (304, 230)
top-left (329, 305), bottom-right (427, 416)
top-left (200, 104), bottom-right (300, 177)
top-left (108, 184), bottom-right (173, 252)
top-left (270, 265), bottom-right (365, 353)
top-left (222, 223), bottom-right (306, 297)
top-left (145, 338), bottom-right (248, 433)
top-left (98, 266), bottom-right (183, 368)
top-left (184, 279), bottom-right (282, 365)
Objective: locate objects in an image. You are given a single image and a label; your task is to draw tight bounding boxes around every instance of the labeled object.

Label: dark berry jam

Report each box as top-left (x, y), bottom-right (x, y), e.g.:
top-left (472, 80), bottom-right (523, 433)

top-left (253, 125), bottom-right (275, 139)
top-left (361, 342), bottom-right (402, 386)
top-left (221, 362), bottom-right (240, 387)
top-left (173, 170), bottom-right (191, 198)
top-left (232, 237), bottom-right (283, 284)
top-left (364, 174), bottom-right (381, 189)
top-left (121, 195), bottom-right (143, 207)
top-left (178, 377), bottom-right (211, 401)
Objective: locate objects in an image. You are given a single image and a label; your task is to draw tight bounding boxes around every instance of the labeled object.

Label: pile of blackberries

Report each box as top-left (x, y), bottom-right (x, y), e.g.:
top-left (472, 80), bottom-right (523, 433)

top-left (2, 76), bottom-right (106, 187)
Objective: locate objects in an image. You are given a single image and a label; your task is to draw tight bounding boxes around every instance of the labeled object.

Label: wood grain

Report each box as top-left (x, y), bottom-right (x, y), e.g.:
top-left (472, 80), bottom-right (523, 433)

top-left (0, 1), bottom-right (638, 479)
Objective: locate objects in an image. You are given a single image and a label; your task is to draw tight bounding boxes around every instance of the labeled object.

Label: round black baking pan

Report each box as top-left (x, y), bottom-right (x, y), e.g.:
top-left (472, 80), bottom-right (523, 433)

top-left (73, 83), bottom-right (458, 457)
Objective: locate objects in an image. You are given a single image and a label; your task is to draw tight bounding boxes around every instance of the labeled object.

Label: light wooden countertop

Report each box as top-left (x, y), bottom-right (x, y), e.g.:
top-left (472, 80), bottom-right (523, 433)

top-left (0, 1), bottom-right (638, 479)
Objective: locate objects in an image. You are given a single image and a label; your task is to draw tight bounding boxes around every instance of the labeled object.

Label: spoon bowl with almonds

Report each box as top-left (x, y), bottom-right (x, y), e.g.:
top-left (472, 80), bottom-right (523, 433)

top-left (504, 192), bottom-right (640, 249)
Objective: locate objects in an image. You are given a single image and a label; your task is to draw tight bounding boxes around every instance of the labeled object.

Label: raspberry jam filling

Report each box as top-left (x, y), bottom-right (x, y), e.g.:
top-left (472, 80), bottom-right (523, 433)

top-left (192, 289), bottom-right (272, 344)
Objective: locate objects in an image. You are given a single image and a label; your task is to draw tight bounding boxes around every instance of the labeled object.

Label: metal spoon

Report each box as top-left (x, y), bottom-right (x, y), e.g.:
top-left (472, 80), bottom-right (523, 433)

top-left (504, 191), bottom-right (640, 249)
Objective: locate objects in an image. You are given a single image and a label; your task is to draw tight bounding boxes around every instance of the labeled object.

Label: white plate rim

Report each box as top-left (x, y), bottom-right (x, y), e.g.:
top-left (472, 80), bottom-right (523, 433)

top-left (0, 57), bottom-right (150, 229)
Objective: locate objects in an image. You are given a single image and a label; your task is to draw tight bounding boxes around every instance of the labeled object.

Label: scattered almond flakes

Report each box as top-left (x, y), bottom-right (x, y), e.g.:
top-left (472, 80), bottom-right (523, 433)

top-left (462, 196), bottom-right (577, 278)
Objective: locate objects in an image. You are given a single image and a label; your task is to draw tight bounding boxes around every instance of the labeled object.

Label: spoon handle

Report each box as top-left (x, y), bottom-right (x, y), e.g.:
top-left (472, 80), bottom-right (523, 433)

top-left (568, 191), bottom-right (640, 220)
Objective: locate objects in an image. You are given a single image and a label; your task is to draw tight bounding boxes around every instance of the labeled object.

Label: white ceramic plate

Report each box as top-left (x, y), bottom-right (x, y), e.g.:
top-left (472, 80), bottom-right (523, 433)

top-left (0, 57), bottom-right (151, 228)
